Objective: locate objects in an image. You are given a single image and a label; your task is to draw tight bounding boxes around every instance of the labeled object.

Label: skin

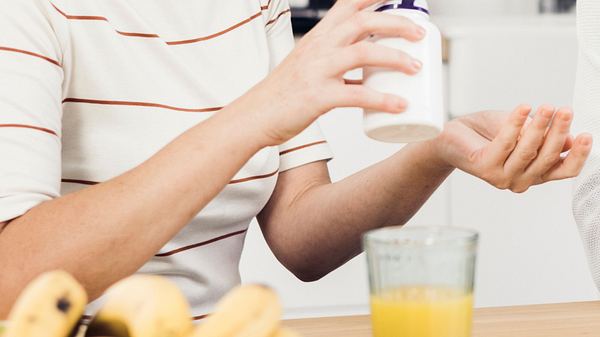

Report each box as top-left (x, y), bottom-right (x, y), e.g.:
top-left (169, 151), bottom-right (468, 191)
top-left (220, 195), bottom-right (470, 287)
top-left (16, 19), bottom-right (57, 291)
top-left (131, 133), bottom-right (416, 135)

top-left (0, 0), bottom-right (592, 317)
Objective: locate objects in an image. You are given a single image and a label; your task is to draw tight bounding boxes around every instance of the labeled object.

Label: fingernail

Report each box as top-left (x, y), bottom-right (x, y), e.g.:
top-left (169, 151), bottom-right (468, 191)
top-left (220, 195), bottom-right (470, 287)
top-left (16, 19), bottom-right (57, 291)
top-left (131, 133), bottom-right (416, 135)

top-left (411, 59), bottom-right (422, 71)
top-left (581, 136), bottom-right (592, 146)
top-left (541, 107), bottom-right (555, 118)
top-left (416, 26), bottom-right (426, 38)
top-left (519, 107), bottom-right (531, 116)
top-left (561, 112), bottom-right (573, 122)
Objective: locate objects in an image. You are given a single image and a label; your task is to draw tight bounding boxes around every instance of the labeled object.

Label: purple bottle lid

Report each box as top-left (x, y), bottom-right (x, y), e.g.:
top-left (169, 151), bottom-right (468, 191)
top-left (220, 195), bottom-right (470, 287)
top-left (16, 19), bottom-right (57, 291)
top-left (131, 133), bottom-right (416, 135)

top-left (375, 0), bottom-right (430, 15)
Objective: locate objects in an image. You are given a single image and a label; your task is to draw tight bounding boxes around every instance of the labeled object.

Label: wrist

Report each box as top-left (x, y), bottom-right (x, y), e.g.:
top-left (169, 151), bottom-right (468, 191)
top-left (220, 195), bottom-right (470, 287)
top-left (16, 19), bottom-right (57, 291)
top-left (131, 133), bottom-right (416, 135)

top-left (216, 85), bottom-right (282, 150)
top-left (415, 136), bottom-right (456, 173)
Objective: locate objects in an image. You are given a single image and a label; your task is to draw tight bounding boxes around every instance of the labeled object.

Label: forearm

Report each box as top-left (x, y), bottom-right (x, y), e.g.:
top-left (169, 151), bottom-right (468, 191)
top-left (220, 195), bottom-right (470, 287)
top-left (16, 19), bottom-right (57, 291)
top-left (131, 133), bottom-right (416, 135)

top-left (267, 140), bottom-right (453, 281)
top-left (0, 97), bottom-right (267, 316)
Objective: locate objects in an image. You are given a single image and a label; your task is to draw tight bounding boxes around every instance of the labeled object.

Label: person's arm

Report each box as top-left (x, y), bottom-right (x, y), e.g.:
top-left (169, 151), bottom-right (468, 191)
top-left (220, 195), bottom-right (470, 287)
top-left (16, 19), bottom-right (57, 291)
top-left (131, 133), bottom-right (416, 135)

top-left (0, 99), bottom-right (271, 312)
top-left (258, 142), bottom-right (451, 281)
top-left (0, 0), bottom-right (427, 316)
top-left (259, 105), bottom-right (592, 281)
top-left (572, 0), bottom-right (600, 290)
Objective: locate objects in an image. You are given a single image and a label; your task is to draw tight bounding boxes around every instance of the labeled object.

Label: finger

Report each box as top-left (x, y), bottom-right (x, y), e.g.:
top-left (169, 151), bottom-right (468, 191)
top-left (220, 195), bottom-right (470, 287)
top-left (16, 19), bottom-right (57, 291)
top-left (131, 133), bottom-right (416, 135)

top-left (524, 107), bottom-right (574, 176)
top-left (334, 84), bottom-right (407, 112)
top-left (335, 41), bottom-right (422, 75)
top-left (483, 105), bottom-right (532, 166)
top-left (503, 105), bottom-right (555, 175)
top-left (332, 11), bottom-right (424, 46)
top-left (459, 110), bottom-right (512, 141)
top-left (563, 135), bottom-right (574, 152)
top-left (542, 133), bottom-right (593, 181)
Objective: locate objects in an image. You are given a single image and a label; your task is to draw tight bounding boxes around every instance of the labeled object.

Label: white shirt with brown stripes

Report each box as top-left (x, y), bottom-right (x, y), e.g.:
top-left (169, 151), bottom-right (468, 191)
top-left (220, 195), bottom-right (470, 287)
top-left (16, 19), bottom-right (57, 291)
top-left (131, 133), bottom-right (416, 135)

top-left (0, 0), bottom-right (332, 317)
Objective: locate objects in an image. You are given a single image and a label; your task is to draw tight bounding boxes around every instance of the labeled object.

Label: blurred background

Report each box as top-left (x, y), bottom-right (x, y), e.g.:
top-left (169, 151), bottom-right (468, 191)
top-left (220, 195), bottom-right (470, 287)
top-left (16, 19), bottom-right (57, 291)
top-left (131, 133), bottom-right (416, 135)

top-left (240, 0), bottom-right (598, 319)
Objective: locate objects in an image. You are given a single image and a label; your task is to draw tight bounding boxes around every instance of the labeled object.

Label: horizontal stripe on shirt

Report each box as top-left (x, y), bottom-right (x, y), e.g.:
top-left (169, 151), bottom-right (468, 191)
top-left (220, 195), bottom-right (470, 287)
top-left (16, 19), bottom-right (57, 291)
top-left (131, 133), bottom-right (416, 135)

top-left (0, 46), bottom-right (61, 67)
top-left (51, 3), bottom-right (160, 39)
top-left (229, 169), bottom-right (279, 185)
top-left (155, 229), bottom-right (248, 257)
top-left (50, 2), bottom-right (277, 46)
top-left (167, 12), bottom-right (264, 46)
top-left (266, 9), bottom-right (291, 27)
top-left (62, 98), bottom-right (223, 113)
top-left (280, 140), bottom-right (327, 155)
top-left (61, 169), bottom-right (279, 187)
top-left (0, 124), bottom-right (57, 136)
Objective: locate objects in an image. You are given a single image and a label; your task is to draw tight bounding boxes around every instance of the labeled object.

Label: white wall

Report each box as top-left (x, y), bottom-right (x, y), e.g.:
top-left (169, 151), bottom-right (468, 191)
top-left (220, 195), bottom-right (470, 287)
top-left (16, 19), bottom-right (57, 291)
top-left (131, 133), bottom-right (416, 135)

top-left (428, 0), bottom-right (538, 16)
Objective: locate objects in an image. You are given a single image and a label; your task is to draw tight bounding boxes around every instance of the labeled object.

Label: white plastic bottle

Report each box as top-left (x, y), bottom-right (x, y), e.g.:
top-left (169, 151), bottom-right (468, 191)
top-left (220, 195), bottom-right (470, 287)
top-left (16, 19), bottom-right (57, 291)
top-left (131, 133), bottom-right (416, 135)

top-left (363, 0), bottom-right (444, 143)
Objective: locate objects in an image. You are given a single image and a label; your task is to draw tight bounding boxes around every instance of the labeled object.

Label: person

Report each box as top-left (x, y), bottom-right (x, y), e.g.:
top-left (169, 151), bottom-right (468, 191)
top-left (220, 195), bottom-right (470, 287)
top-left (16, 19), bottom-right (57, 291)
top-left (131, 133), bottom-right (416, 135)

top-left (572, 0), bottom-right (600, 290)
top-left (0, 0), bottom-right (592, 318)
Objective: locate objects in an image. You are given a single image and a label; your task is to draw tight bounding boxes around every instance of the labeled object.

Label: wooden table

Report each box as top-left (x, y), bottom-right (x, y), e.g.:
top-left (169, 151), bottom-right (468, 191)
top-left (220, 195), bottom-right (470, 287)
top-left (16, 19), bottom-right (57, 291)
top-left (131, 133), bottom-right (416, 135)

top-left (285, 301), bottom-right (600, 337)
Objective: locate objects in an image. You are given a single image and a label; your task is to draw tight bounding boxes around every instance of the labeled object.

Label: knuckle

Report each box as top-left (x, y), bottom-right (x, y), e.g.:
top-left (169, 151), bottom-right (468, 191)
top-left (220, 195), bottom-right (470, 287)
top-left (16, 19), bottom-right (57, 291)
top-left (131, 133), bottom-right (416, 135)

top-left (495, 181), bottom-right (511, 190)
top-left (347, 0), bottom-right (364, 10)
top-left (492, 176), bottom-right (511, 190)
top-left (396, 50), bottom-right (411, 63)
top-left (499, 139), bottom-right (516, 152)
top-left (518, 149), bottom-right (538, 162)
top-left (484, 173), bottom-right (510, 190)
top-left (510, 183), bottom-right (529, 194)
top-left (351, 43), bottom-right (370, 63)
top-left (352, 12), bottom-right (370, 31)
top-left (380, 94), bottom-right (397, 110)
top-left (562, 167), bottom-right (579, 179)
top-left (541, 153), bottom-right (560, 167)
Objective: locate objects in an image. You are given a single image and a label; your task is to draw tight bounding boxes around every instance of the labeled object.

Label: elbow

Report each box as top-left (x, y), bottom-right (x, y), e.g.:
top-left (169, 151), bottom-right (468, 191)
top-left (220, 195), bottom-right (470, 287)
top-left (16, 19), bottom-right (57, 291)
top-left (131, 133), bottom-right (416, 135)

top-left (284, 260), bottom-right (331, 283)
top-left (291, 269), bottom-right (328, 283)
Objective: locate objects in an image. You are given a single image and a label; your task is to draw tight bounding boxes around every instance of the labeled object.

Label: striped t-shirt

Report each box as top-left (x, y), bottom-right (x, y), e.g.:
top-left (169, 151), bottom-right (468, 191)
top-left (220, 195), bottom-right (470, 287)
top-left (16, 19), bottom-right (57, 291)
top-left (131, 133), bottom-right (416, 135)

top-left (0, 0), bottom-right (332, 317)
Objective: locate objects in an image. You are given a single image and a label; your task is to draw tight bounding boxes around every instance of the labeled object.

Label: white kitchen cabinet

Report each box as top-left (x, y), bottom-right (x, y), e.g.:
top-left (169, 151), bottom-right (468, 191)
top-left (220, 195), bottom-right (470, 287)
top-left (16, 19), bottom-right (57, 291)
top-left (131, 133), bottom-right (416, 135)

top-left (439, 15), bottom-right (578, 116)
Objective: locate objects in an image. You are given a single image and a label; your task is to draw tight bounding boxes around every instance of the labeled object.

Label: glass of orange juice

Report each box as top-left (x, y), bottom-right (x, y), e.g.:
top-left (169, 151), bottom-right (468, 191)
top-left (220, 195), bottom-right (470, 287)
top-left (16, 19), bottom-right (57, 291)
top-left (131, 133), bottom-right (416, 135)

top-left (364, 226), bottom-right (478, 337)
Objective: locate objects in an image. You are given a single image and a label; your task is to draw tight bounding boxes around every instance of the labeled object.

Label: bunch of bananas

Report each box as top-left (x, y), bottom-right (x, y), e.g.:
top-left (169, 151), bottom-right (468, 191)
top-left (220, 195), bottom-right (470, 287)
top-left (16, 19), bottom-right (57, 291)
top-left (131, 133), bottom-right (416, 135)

top-left (1, 271), bottom-right (299, 337)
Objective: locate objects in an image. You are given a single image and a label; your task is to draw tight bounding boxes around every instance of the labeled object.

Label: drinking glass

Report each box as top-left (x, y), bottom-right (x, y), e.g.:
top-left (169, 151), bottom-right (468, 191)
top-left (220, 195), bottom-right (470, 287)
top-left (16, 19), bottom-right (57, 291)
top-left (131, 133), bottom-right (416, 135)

top-left (364, 226), bottom-right (478, 337)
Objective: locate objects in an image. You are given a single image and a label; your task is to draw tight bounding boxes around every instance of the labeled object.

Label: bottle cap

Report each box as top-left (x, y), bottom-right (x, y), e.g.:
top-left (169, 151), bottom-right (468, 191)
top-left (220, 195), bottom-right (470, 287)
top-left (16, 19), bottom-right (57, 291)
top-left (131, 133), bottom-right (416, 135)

top-left (375, 0), bottom-right (430, 15)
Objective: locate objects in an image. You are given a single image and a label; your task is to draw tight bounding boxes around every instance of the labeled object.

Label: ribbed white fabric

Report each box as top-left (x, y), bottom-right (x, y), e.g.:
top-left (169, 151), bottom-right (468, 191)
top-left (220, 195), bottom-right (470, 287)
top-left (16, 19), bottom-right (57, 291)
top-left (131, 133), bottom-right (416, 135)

top-left (0, 0), bottom-right (333, 317)
top-left (572, 0), bottom-right (600, 290)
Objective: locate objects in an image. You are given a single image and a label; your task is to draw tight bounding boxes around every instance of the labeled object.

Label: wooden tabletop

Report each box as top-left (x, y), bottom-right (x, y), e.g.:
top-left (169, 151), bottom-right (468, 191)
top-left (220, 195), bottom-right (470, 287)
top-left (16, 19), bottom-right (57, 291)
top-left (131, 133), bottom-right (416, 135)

top-left (285, 301), bottom-right (600, 337)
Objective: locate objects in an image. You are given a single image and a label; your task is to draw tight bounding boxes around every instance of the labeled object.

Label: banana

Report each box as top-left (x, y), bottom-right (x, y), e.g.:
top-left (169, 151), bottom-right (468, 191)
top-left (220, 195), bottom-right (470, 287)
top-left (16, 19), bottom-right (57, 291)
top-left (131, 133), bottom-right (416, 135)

top-left (188, 284), bottom-right (281, 337)
top-left (3, 270), bottom-right (87, 337)
top-left (85, 275), bottom-right (192, 337)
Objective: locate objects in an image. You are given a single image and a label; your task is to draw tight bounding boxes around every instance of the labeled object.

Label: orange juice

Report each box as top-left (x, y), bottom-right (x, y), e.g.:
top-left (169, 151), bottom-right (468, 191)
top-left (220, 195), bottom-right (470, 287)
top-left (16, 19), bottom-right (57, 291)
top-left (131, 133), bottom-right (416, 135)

top-left (370, 287), bottom-right (473, 337)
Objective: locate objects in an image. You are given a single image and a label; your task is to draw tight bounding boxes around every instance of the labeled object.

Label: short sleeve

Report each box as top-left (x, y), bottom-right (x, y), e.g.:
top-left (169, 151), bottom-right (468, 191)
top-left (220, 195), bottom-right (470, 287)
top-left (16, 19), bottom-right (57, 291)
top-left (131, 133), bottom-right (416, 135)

top-left (264, 0), bottom-right (333, 172)
top-left (0, 0), bottom-right (65, 222)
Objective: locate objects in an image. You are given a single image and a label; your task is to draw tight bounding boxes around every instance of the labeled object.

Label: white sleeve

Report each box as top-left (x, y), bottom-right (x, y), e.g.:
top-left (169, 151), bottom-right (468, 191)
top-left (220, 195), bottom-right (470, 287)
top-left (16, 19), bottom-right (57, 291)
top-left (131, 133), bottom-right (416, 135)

top-left (265, 0), bottom-right (333, 172)
top-left (572, 0), bottom-right (600, 290)
top-left (0, 0), bottom-right (65, 222)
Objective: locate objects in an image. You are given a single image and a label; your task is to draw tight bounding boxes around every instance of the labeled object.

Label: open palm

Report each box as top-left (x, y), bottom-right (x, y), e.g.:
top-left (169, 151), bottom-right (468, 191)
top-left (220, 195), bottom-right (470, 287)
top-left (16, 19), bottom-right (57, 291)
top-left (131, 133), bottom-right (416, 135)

top-left (436, 105), bottom-right (592, 193)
